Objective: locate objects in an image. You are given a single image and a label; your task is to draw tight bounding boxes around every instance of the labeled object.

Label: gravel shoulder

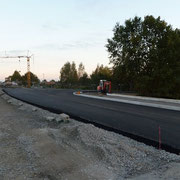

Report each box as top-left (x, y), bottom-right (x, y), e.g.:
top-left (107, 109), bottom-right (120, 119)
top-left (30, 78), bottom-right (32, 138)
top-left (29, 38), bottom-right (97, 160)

top-left (0, 89), bottom-right (180, 180)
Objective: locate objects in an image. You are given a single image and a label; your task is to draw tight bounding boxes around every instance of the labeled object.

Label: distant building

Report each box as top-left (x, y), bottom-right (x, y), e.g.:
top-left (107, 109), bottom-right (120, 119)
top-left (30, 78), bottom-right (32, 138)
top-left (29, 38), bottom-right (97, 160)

top-left (46, 80), bottom-right (56, 86)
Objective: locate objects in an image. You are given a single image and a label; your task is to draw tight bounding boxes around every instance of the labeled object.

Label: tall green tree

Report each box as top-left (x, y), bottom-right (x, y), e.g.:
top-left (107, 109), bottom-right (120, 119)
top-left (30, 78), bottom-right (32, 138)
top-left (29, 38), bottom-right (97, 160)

top-left (71, 61), bottom-right (78, 84)
top-left (11, 70), bottom-right (22, 82)
top-left (22, 72), bottom-right (40, 86)
top-left (90, 65), bottom-right (112, 85)
top-left (60, 62), bottom-right (71, 84)
top-left (60, 61), bottom-right (78, 86)
top-left (106, 15), bottom-right (180, 98)
top-left (77, 62), bottom-right (90, 86)
top-left (79, 72), bottom-right (91, 86)
top-left (78, 62), bottom-right (85, 79)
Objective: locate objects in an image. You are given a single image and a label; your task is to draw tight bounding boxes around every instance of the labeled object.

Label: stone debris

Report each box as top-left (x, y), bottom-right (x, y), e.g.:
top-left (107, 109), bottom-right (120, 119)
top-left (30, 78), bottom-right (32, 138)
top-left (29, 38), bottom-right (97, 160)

top-left (18, 102), bottom-right (23, 106)
top-left (46, 116), bottom-right (55, 122)
top-left (7, 99), bottom-right (13, 104)
top-left (60, 113), bottom-right (70, 123)
top-left (32, 107), bottom-right (37, 112)
top-left (0, 90), bottom-right (4, 96)
top-left (1, 94), bottom-right (10, 100)
top-left (55, 116), bottom-right (63, 123)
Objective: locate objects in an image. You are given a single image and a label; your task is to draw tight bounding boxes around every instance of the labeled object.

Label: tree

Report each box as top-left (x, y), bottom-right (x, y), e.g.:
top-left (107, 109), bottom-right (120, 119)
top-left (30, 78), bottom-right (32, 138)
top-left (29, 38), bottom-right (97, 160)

top-left (60, 62), bottom-right (71, 84)
top-left (11, 70), bottom-right (22, 82)
top-left (60, 61), bottom-right (78, 86)
top-left (106, 15), bottom-right (180, 98)
top-left (22, 72), bottom-right (40, 86)
top-left (106, 16), bottom-right (146, 90)
top-left (70, 61), bottom-right (78, 84)
top-left (78, 62), bottom-right (85, 79)
top-left (90, 65), bottom-right (112, 85)
top-left (79, 72), bottom-right (90, 86)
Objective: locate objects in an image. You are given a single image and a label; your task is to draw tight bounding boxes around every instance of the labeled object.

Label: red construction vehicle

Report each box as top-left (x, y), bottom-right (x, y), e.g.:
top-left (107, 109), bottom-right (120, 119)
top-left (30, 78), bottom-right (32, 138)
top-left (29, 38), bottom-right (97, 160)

top-left (97, 80), bottom-right (111, 93)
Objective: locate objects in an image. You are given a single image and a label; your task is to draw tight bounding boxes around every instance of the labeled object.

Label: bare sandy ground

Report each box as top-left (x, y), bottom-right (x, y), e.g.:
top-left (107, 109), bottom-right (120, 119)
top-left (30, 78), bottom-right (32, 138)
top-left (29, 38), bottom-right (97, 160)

top-left (0, 89), bottom-right (180, 180)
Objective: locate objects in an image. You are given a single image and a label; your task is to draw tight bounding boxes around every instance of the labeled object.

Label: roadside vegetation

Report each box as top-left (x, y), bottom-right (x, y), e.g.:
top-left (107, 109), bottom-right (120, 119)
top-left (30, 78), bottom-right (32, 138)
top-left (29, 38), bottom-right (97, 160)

top-left (59, 62), bottom-right (111, 90)
top-left (7, 70), bottom-right (40, 86)
top-left (107, 15), bottom-right (180, 98)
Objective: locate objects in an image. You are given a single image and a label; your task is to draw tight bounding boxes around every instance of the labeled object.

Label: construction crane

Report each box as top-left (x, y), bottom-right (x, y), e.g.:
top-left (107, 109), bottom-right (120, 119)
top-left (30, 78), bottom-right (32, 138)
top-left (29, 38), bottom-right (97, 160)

top-left (0, 55), bottom-right (33, 88)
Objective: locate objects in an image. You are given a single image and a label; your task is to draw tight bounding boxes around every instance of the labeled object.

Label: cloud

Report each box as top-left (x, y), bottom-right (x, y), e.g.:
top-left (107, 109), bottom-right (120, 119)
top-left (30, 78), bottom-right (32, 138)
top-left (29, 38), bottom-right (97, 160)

top-left (74, 0), bottom-right (102, 11)
top-left (42, 24), bottom-right (60, 31)
top-left (0, 50), bottom-right (30, 56)
top-left (41, 20), bottom-right (92, 32)
top-left (33, 40), bottom-right (103, 51)
top-left (33, 43), bottom-right (60, 50)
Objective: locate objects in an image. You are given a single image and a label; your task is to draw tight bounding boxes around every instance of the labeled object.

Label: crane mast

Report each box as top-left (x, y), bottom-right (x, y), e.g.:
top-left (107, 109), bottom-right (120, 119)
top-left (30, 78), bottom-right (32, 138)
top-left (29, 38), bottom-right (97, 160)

top-left (0, 55), bottom-right (33, 88)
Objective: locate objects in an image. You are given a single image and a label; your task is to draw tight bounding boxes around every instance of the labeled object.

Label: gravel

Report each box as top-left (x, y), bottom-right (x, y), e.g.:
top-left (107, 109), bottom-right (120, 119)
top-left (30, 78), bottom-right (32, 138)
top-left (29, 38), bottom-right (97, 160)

top-left (1, 88), bottom-right (180, 179)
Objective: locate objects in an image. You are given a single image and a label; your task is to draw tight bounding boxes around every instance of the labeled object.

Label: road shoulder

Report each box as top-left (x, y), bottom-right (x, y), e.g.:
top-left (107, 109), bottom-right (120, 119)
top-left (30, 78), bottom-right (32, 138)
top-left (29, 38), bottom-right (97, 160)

top-left (74, 92), bottom-right (180, 111)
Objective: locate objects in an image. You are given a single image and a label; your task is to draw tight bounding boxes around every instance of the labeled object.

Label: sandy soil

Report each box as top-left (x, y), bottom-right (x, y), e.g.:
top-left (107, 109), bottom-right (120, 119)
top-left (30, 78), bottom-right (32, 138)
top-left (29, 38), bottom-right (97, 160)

top-left (0, 89), bottom-right (180, 180)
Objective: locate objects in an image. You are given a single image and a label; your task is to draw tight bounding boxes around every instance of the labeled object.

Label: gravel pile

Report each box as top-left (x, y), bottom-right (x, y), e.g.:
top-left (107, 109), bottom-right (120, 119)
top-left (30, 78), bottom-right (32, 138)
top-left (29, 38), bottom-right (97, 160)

top-left (43, 122), bottom-right (180, 178)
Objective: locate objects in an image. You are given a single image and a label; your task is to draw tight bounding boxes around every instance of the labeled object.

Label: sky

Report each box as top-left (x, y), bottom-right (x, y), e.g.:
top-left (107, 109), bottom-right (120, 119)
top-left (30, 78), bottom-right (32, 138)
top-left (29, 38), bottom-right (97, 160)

top-left (0, 0), bottom-right (180, 81)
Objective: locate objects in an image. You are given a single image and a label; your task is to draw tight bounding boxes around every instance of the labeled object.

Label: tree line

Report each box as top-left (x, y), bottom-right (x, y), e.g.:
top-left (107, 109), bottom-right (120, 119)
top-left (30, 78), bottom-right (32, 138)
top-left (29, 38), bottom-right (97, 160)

top-left (9, 71), bottom-right (40, 86)
top-left (9, 63), bottom-right (112, 89)
top-left (59, 61), bottom-right (111, 89)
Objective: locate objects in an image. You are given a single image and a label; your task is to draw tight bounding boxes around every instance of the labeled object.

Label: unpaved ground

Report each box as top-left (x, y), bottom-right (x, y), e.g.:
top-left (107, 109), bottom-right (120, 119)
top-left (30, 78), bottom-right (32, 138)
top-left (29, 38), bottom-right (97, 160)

top-left (0, 89), bottom-right (180, 179)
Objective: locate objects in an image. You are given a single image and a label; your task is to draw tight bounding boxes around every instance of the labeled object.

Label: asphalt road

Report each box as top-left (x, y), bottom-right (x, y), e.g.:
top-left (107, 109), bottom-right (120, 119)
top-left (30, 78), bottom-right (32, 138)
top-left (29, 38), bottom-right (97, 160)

top-left (4, 88), bottom-right (180, 151)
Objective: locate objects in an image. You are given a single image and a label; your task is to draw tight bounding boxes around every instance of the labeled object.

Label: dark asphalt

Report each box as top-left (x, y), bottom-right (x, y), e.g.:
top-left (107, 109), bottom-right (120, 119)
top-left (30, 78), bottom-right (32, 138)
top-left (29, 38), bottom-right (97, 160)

top-left (4, 88), bottom-right (180, 151)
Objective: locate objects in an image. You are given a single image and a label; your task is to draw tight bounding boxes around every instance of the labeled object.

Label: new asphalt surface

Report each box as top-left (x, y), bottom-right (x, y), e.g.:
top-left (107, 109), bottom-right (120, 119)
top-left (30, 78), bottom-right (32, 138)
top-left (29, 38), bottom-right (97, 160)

top-left (3, 88), bottom-right (180, 151)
